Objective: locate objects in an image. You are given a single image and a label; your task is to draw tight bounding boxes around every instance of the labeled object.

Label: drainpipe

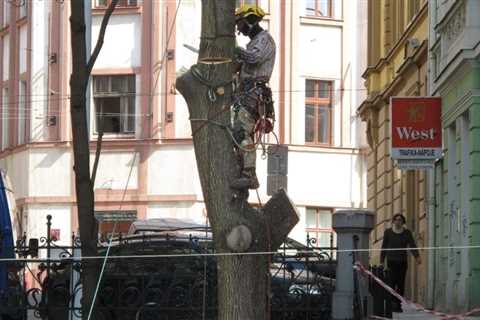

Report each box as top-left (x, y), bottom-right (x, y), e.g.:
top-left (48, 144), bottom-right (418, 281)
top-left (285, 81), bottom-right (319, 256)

top-left (426, 168), bottom-right (436, 309)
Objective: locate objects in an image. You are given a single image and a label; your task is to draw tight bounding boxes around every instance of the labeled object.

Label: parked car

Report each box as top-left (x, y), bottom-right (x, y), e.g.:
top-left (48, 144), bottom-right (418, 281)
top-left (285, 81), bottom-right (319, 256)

top-left (3, 218), bottom-right (336, 320)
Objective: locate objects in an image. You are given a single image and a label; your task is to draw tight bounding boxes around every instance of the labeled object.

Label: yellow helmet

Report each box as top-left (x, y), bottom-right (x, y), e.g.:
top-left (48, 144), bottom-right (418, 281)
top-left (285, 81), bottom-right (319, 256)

top-left (235, 4), bottom-right (266, 21)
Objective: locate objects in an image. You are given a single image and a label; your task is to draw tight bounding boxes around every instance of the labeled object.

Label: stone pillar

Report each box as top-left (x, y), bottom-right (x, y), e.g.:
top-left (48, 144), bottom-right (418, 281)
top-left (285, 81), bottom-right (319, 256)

top-left (332, 210), bottom-right (375, 320)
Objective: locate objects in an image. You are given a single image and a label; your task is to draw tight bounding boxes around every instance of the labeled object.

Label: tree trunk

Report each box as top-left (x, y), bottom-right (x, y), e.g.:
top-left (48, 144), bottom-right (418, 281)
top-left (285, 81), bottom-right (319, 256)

top-left (176, 1), bottom-right (270, 318)
top-left (69, 1), bottom-right (118, 318)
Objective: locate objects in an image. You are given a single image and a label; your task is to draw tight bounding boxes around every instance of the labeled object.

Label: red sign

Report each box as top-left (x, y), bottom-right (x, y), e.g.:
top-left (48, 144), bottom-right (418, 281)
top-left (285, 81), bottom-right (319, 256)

top-left (391, 97), bottom-right (442, 160)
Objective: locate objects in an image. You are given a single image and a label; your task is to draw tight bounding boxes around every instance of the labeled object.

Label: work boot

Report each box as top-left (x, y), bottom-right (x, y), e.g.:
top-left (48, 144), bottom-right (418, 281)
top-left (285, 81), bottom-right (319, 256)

top-left (231, 168), bottom-right (259, 190)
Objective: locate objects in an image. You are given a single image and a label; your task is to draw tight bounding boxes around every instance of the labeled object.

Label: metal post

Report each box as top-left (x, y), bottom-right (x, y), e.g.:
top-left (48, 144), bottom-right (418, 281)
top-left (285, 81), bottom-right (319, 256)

top-left (332, 210), bottom-right (374, 320)
top-left (46, 214), bottom-right (52, 316)
top-left (426, 169), bottom-right (436, 309)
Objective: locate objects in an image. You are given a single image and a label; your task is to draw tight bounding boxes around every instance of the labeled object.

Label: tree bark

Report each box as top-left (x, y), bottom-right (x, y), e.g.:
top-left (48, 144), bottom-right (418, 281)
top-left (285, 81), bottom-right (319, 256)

top-left (69, 1), bottom-right (118, 318)
top-left (176, 1), bottom-right (270, 318)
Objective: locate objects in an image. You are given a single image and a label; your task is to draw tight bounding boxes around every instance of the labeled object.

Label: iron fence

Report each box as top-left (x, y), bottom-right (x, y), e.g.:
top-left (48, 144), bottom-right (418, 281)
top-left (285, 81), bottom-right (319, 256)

top-left (0, 216), bottom-right (336, 320)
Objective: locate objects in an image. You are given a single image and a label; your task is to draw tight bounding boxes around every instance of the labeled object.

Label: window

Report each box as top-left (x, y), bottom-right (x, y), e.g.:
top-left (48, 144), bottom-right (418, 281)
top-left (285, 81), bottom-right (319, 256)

top-left (2, 1), bottom-right (9, 27)
top-left (306, 208), bottom-right (336, 248)
top-left (305, 0), bottom-right (332, 18)
top-left (2, 87), bottom-right (8, 150)
top-left (305, 79), bottom-right (333, 145)
top-left (19, 0), bottom-right (27, 19)
top-left (236, 0), bottom-right (258, 8)
top-left (94, 0), bottom-right (138, 8)
top-left (93, 75), bottom-right (135, 134)
top-left (95, 210), bottom-right (137, 238)
top-left (18, 81), bottom-right (26, 145)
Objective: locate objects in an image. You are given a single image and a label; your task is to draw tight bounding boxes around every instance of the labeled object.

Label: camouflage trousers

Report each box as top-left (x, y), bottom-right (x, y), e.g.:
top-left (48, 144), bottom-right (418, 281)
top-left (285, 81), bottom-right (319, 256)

top-left (232, 106), bottom-right (257, 170)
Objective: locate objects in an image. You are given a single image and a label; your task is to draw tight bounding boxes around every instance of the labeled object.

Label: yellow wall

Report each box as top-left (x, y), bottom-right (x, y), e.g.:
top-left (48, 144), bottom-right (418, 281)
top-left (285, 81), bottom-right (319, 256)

top-left (359, 0), bottom-right (429, 304)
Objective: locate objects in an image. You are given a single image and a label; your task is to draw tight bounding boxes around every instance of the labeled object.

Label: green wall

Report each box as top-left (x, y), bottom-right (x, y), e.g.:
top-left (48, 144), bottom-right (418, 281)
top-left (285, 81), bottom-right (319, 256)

top-left (434, 60), bottom-right (480, 311)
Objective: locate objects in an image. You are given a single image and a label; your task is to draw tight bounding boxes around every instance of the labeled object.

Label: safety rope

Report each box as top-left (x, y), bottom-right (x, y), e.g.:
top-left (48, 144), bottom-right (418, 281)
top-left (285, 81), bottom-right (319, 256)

top-left (202, 215), bottom-right (209, 320)
top-left (255, 188), bottom-right (273, 320)
top-left (87, 152), bottom-right (138, 320)
top-left (200, 34), bottom-right (235, 40)
top-left (198, 57), bottom-right (233, 65)
top-left (187, 76), bottom-right (281, 156)
top-left (190, 64), bottom-right (233, 103)
top-left (190, 116), bottom-right (271, 155)
top-left (252, 100), bottom-right (276, 320)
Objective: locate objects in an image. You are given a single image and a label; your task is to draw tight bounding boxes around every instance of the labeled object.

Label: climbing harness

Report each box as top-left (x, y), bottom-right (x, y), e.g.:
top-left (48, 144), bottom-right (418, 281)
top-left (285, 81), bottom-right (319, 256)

top-left (188, 58), bottom-right (280, 164)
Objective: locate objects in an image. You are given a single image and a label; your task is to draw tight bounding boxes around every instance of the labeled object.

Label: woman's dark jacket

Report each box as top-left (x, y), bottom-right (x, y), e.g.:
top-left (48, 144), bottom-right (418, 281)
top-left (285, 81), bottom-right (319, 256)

top-left (380, 228), bottom-right (419, 264)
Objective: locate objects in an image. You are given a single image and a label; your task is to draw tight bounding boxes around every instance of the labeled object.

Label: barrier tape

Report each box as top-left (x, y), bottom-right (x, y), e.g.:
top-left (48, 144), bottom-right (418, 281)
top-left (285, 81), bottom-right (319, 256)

top-left (354, 261), bottom-right (480, 320)
top-left (368, 316), bottom-right (392, 320)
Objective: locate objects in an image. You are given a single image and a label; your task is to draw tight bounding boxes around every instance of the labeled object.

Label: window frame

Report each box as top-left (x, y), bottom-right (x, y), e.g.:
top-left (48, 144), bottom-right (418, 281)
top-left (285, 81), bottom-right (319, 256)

top-left (304, 79), bottom-right (333, 146)
top-left (2, 86), bottom-right (8, 150)
top-left (235, 0), bottom-right (270, 15)
top-left (2, 0), bottom-right (10, 28)
top-left (236, 0), bottom-right (259, 8)
top-left (93, 0), bottom-right (139, 9)
top-left (18, 80), bottom-right (27, 145)
top-left (305, 207), bottom-right (335, 248)
top-left (304, 0), bottom-right (333, 18)
top-left (92, 74), bottom-right (136, 136)
top-left (18, 0), bottom-right (27, 20)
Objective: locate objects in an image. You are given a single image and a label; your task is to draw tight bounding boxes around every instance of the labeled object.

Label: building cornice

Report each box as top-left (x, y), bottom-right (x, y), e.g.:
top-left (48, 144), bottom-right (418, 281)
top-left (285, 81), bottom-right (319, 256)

top-left (432, 43), bottom-right (480, 93)
top-left (442, 89), bottom-right (480, 127)
top-left (358, 42), bottom-right (428, 119)
top-left (17, 194), bottom-right (198, 206)
top-left (433, 0), bottom-right (464, 31)
top-left (92, 6), bottom-right (142, 16)
top-left (299, 16), bottom-right (344, 27)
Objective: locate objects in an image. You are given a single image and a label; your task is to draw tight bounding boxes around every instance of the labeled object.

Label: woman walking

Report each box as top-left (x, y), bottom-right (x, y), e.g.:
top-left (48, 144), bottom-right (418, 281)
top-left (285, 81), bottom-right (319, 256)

top-left (380, 213), bottom-right (421, 312)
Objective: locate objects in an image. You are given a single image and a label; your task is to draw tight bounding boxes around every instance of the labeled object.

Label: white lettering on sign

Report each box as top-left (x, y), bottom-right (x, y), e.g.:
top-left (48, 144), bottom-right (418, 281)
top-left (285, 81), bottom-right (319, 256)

top-left (396, 127), bottom-right (435, 140)
top-left (399, 149), bottom-right (435, 156)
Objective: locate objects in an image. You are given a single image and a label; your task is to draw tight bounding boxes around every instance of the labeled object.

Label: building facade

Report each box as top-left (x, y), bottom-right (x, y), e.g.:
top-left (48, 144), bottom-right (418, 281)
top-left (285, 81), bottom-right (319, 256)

top-left (358, 0), bottom-right (429, 305)
top-left (429, 0), bottom-right (480, 312)
top-left (0, 0), bottom-right (367, 251)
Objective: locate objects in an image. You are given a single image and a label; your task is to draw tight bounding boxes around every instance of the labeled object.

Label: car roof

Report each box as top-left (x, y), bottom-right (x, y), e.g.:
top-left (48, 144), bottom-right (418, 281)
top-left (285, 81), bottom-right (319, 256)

top-left (128, 218), bottom-right (210, 235)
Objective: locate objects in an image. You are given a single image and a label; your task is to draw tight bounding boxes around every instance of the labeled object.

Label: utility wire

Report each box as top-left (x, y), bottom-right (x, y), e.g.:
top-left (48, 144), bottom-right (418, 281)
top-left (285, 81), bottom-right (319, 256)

top-left (3, 244), bottom-right (480, 263)
top-left (0, 87), bottom-right (368, 102)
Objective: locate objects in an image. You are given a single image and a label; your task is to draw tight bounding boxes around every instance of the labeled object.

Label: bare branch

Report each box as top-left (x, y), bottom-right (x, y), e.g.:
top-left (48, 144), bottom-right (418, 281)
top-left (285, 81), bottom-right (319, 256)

top-left (91, 113), bottom-right (104, 185)
top-left (88, 0), bottom-right (118, 188)
top-left (86, 0), bottom-right (119, 77)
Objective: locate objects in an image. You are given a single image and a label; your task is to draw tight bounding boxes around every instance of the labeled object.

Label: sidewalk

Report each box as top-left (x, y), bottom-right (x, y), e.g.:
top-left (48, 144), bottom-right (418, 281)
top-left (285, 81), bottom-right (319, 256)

top-left (392, 304), bottom-right (480, 320)
top-left (392, 304), bottom-right (441, 320)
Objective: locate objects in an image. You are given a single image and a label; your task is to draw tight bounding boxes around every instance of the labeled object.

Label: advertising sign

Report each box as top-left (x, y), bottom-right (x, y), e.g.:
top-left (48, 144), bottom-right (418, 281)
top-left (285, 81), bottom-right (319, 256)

top-left (391, 97), bottom-right (442, 160)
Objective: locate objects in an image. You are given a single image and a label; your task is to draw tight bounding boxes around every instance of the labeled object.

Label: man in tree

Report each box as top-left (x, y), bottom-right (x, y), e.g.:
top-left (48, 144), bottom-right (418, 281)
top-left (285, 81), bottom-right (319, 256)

top-left (231, 4), bottom-right (276, 190)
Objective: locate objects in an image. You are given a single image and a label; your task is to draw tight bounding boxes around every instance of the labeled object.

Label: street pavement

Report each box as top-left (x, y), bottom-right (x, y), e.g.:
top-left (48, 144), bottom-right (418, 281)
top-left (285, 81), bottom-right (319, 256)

top-left (392, 303), bottom-right (480, 320)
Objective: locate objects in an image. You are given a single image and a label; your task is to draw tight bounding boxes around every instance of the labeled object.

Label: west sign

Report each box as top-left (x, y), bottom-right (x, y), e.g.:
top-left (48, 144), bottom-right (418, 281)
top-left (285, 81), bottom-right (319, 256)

top-left (390, 97), bottom-right (442, 160)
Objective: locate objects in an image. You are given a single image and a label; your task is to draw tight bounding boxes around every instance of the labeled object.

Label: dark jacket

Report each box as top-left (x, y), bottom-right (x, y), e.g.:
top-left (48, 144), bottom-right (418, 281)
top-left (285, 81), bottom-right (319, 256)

top-left (380, 228), bottom-right (419, 264)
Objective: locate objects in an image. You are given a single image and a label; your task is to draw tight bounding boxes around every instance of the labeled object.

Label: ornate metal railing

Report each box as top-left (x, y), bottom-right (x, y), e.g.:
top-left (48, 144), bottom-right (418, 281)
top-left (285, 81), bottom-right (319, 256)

top-left (0, 216), bottom-right (336, 320)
